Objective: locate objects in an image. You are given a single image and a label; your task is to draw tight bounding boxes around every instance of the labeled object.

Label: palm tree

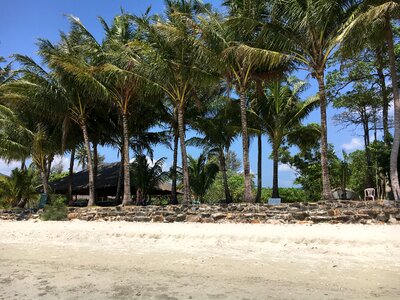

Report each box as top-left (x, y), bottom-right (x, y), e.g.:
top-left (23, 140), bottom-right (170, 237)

top-left (252, 77), bottom-right (319, 198)
top-left (37, 20), bottom-right (109, 206)
top-left (234, 0), bottom-right (360, 199)
top-left (200, 2), bottom-right (287, 202)
top-left (130, 154), bottom-right (169, 205)
top-left (131, 0), bottom-right (216, 204)
top-left (188, 151), bottom-right (219, 203)
top-left (340, 1), bottom-right (400, 199)
top-left (188, 96), bottom-right (240, 203)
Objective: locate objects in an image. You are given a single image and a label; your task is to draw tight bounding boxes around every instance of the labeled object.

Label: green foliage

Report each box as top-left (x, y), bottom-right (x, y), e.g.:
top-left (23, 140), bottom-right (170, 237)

top-left (130, 154), bottom-right (168, 199)
top-left (49, 171), bottom-right (69, 183)
top-left (280, 144), bottom-right (342, 201)
top-left (204, 171), bottom-right (255, 203)
top-left (260, 188), bottom-right (308, 203)
top-left (0, 168), bottom-right (38, 208)
top-left (41, 196), bottom-right (68, 221)
top-left (188, 152), bottom-right (219, 202)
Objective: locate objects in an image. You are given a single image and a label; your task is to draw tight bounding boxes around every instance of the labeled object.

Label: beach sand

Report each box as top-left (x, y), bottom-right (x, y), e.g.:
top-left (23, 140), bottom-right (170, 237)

top-left (0, 220), bottom-right (399, 299)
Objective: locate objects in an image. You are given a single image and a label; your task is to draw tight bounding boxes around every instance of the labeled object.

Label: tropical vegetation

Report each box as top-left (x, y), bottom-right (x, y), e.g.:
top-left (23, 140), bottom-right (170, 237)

top-left (0, 0), bottom-right (399, 208)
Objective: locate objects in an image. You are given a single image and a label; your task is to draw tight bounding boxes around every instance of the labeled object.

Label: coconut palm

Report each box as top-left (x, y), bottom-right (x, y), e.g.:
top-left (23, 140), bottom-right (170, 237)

top-left (130, 154), bottom-right (169, 205)
top-left (200, 2), bottom-right (288, 202)
top-left (252, 77), bottom-right (319, 198)
top-left (36, 20), bottom-right (109, 206)
top-left (340, 0), bottom-right (400, 199)
top-left (188, 96), bottom-right (240, 203)
top-left (188, 151), bottom-right (219, 203)
top-left (131, 0), bottom-right (217, 204)
top-left (231, 0), bottom-right (360, 199)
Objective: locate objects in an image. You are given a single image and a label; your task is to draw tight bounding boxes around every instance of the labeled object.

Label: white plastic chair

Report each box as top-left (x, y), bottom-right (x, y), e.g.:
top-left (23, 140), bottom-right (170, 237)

top-left (364, 188), bottom-right (375, 201)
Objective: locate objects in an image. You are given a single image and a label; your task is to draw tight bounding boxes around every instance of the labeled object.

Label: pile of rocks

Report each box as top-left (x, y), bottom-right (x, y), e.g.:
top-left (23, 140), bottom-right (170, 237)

top-left (1, 200), bottom-right (399, 224)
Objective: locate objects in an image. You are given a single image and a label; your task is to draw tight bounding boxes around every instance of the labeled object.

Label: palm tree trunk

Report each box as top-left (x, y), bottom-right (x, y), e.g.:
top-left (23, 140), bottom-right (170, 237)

top-left (386, 18), bottom-right (400, 201)
top-left (256, 134), bottom-right (262, 203)
top-left (81, 123), bottom-right (95, 206)
top-left (115, 148), bottom-right (124, 204)
top-left (272, 143), bottom-right (279, 199)
top-left (239, 90), bottom-right (254, 202)
top-left (67, 147), bottom-right (75, 205)
top-left (40, 166), bottom-right (50, 195)
top-left (121, 113), bottom-right (132, 205)
top-left (316, 72), bottom-right (332, 200)
top-left (93, 141), bottom-right (98, 202)
top-left (170, 132), bottom-right (179, 204)
top-left (362, 110), bottom-right (373, 188)
top-left (177, 104), bottom-right (191, 204)
top-left (219, 148), bottom-right (232, 204)
top-left (376, 46), bottom-right (390, 144)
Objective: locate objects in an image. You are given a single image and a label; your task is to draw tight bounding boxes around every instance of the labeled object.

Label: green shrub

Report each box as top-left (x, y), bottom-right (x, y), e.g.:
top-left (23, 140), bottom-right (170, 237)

top-left (41, 197), bottom-right (68, 221)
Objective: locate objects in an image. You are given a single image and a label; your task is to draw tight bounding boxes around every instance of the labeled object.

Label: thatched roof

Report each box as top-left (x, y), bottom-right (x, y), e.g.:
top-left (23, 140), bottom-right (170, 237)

top-left (50, 162), bottom-right (176, 196)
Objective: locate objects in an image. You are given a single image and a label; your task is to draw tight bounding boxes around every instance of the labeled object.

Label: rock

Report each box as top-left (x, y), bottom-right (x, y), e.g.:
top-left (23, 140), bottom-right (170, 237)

top-left (152, 215), bottom-right (164, 222)
top-left (67, 213), bottom-right (78, 220)
top-left (388, 216), bottom-right (398, 224)
top-left (185, 215), bottom-right (201, 223)
top-left (376, 213), bottom-right (389, 222)
top-left (211, 213), bottom-right (226, 221)
top-left (292, 212), bottom-right (309, 221)
top-left (175, 214), bottom-right (186, 222)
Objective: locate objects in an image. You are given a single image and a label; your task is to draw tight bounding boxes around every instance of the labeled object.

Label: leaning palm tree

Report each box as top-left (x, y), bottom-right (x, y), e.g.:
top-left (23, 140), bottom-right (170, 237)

top-left (252, 77), bottom-right (319, 198)
top-left (340, 0), bottom-right (400, 199)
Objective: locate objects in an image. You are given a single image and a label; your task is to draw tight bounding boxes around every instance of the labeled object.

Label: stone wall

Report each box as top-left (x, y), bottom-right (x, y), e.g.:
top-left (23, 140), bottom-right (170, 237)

top-left (1, 200), bottom-right (399, 224)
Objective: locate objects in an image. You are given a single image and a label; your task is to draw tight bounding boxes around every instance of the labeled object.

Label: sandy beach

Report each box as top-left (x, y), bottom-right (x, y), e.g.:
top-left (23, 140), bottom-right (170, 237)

top-left (0, 221), bottom-right (399, 299)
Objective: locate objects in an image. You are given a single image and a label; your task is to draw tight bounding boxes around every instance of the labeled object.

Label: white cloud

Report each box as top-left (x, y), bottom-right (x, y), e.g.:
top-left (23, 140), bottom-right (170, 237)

top-left (278, 163), bottom-right (293, 172)
top-left (342, 138), bottom-right (363, 152)
top-left (52, 155), bottom-right (70, 172)
top-left (0, 160), bottom-right (21, 176)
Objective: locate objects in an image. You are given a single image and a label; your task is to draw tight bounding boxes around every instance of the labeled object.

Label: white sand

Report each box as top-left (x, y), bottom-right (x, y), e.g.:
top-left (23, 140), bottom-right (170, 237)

top-left (0, 220), bottom-right (399, 299)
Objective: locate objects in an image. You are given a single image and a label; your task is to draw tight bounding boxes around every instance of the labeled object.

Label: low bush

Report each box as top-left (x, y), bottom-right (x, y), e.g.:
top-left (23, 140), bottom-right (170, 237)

top-left (41, 196), bottom-right (68, 221)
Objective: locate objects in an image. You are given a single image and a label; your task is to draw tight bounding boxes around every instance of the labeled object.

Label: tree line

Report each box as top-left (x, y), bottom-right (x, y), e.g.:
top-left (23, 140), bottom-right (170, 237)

top-left (0, 0), bottom-right (399, 206)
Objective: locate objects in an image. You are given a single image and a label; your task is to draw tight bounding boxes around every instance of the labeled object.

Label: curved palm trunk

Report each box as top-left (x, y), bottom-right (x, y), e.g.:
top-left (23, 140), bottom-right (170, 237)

top-left (81, 123), bottom-right (95, 206)
top-left (67, 147), bottom-right (75, 205)
top-left (316, 72), bottom-right (332, 200)
top-left (239, 90), bottom-right (254, 202)
top-left (177, 104), bottom-right (191, 204)
top-left (121, 113), bottom-right (132, 205)
top-left (219, 148), bottom-right (232, 204)
top-left (272, 144), bottom-right (279, 199)
top-left (170, 132), bottom-right (179, 204)
top-left (386, 19), bottom-right (400, 201)
top-left (256, 134), bottom-right (262, 203)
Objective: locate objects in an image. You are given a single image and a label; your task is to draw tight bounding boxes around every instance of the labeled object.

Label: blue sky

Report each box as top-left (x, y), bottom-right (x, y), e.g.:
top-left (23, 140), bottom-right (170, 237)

top-left (0, 0), bottom-right (370, 187)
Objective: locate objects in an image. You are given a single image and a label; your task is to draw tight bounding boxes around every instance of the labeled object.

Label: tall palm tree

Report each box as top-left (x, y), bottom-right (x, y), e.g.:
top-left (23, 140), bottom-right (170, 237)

top-left (232, 0), bottom-right (360, 199)
top-left (200, 3), bottom-right (287, 202)
top-left (340, 0), bottom-right (400, 199)
top-left (252, 77), bottom-right (319, 198)
top-left (131, 0), bottom-right (216, 204)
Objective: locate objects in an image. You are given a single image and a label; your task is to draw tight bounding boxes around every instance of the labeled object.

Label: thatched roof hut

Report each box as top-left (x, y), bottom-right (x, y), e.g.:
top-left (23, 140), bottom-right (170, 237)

top-left (50, 162), bottom-right (176, 197)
